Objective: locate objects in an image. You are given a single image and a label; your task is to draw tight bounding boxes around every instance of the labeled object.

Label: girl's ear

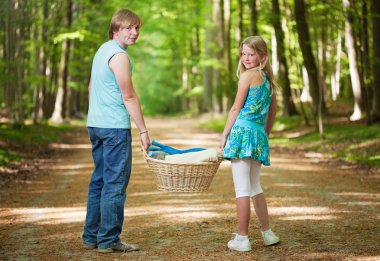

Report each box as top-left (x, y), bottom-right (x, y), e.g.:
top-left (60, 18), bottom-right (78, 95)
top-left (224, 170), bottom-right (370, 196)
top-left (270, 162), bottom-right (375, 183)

top-left (261, 53), bottom-right (268, 62)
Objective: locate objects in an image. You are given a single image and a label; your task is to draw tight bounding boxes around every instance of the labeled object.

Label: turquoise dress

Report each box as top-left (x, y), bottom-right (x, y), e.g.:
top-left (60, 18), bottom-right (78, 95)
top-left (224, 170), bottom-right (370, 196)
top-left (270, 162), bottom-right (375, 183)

top-left (223, 74), bottom-right (272, 166)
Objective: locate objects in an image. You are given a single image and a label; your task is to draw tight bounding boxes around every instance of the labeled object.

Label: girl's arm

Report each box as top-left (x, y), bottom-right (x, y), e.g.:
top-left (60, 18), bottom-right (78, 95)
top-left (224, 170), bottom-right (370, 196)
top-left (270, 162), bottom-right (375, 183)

top-left (220, 72), bottom-right (252, 149)
top-left (264, 92), bottom-right (277, 135)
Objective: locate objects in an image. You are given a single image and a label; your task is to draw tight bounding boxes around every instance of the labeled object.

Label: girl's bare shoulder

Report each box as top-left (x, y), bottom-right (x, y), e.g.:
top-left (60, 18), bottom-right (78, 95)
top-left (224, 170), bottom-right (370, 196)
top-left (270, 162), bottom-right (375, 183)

top-left (241, 69), bottom-right (264, 87)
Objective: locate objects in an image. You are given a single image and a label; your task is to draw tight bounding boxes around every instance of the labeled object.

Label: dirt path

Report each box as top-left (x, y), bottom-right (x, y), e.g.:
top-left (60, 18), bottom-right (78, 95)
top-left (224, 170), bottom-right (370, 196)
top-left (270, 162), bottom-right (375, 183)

top-left (0, 117), bottom-right (379, 261)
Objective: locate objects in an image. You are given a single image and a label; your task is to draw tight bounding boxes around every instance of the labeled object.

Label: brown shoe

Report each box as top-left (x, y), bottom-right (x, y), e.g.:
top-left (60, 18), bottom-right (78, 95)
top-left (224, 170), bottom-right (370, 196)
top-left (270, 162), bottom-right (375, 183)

top-left (98, 242), bottom-right (140, 253)
top-left (83, 243), bottom-right (97, 250)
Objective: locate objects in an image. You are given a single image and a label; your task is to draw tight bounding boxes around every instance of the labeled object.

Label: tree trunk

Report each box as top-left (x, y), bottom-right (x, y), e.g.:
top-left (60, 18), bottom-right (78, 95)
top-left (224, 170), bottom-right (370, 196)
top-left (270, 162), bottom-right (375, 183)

top-left (182, 54), bottom-right (189, 112)
top-left (250, 0), bottom-right (258, 35)
top-left (223, 0), bottom-right (234, 107)
top-left (16, 2), bottom-right (26, 124)
top-left (213, 0), bottom-right (223, 113)
top-left (298, 66), bottom-right (310, 126)
top-left (272, 0), bottom-right (297, 116)
top-left (331, 30), bottom-right (342, 101)
top-left (236, 0), bottom-right (243, 47)
top-left (300, 67), bottom-right (312, 102)
top-left (39, 0), bottom-right (49, 119)
top-left (294, 0), bottom-right (323, 116)
top-left (50, 44), bottom-right (66, 123)
top-left (50, 0), bottom-right (72, 123)
top-left (6, 0), bottom-right (16, 120)
top-left (271, 31), bottom-right (279, 77)
top-left (294, 0), bottom-right (324, 137)
top-left (318, 17), bottom-right (328, 103)
top-left (32, 0), bottom-right (41, 123)
top-left (0, 1), bottom-right (6, 113)
top-left (361, 0), bottom-right (372, 124)
top-left (191, 24), bottom-right (201, 113)
top-left (372, 0), bottom-right (380, 120)
top-left (343, 0), bottom-right (363, 121)
top-left (201, 0), bottom-right (213, 112)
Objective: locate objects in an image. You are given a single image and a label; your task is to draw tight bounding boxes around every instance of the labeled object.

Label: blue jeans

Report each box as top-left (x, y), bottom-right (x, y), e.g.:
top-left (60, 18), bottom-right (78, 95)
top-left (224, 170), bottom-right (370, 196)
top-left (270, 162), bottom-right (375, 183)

top-left (82, 127), bottom-right (132, 249)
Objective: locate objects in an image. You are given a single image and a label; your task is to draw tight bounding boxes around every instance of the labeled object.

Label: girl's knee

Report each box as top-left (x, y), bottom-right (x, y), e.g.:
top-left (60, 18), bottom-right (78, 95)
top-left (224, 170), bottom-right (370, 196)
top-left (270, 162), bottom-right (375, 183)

top-left (235, 190), bottom-right (252, 198)
top-left (250, 189), bottom-right (263, 197)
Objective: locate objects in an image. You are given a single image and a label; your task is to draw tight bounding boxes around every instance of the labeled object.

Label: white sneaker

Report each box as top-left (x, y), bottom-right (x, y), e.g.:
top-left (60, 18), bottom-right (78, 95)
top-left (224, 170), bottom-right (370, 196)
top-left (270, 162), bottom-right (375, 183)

top-left (261, 229), bottom-right (280, 246)
top-left (227, 233), bottom-right (252, 252)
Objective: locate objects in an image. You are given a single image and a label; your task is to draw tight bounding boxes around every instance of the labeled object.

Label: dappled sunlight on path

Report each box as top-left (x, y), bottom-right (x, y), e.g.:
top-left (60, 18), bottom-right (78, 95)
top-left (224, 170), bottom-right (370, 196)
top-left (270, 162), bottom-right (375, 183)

top-left (0, 207), bottom-right (86, 225)
top-left (0, 117), bottom-right (379, 260)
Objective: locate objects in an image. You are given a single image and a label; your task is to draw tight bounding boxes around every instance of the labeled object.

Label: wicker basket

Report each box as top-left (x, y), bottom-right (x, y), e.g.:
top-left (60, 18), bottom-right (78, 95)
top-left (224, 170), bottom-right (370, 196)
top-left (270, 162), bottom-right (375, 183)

top-left (142, 148), bottom-right (222, 192)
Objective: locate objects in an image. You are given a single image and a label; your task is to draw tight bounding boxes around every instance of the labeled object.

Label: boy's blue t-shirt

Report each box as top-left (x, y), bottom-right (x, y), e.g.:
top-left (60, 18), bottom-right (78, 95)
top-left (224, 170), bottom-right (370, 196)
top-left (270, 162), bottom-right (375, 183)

top-left (87, 40), bottom-right (132, 128)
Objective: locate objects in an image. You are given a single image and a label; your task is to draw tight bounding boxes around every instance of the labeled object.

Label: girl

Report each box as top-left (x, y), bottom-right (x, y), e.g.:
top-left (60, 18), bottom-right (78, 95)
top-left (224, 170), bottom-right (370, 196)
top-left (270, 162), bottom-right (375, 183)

top-left (220, 36), bottom-right (280, 252)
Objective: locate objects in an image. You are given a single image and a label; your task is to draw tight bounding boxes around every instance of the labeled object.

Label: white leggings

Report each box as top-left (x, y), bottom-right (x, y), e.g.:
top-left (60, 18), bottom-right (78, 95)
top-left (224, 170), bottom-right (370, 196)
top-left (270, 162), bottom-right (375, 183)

top-left (231, 158), bottom-right (263, 198)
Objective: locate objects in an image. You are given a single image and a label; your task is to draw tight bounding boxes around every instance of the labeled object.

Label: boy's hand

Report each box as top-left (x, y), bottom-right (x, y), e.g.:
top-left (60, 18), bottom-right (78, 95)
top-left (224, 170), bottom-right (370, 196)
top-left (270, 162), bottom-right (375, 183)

top-left (141, 133), bottom-right (150, 150)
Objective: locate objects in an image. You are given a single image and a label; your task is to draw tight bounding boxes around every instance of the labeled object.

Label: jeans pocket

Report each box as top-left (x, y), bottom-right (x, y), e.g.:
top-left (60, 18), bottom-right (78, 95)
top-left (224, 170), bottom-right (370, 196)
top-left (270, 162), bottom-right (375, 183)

top-left (102, 129), bottom-right (125, 146)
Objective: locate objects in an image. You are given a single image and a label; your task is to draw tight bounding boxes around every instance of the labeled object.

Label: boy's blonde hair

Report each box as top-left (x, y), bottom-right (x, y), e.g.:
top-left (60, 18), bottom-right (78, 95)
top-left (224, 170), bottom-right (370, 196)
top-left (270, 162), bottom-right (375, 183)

top-left (237, 36), bottom-right (279, 94)
top-left (108, 9), bottom-right (142, 40)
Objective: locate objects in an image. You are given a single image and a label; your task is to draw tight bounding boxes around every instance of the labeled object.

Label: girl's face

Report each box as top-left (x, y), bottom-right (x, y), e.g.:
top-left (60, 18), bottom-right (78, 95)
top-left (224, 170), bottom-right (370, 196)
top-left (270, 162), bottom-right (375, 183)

top-left (241, 44), bottom-right (260, 69)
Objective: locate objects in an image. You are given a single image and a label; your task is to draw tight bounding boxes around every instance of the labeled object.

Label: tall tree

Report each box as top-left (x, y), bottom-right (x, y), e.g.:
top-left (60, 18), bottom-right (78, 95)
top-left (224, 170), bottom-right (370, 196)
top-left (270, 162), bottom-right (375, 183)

top-left (331, 30), bottom-right (342, 101)
top-left (236, 0), bottom-right (243, 47)
top-left (32, 0), bottom-right (49, 123)
top-left (50, 0), bottom-right (73, 123)
top-left (361, 0), bottom-right (372, 124)
top-left (272, 0), bottom-right (297, 116)
top-left (213, 0), bottom-right (224, 113)
top-left (223, 0), bottom-right (234, 107)
top-left (343, 0), bottom-right (363, 121)
top-left (294, 0), bottom-right (324, 135)
top-left (372, 0), bottom-right (380, 121)
top-left (0, 1), bottom-right (5, 110)
top-left (190, 23), bottom-right (202, 112)
top-left (317, 12), bottom-right (328, 105)
top-left (16, 1), bottom-right (29, 124)
top-left (250, 0), bottom-right (258, 35)
top-left (202, 0), bottom-right (213, 112)
top-left (6, 0), bottom-right (16, 120)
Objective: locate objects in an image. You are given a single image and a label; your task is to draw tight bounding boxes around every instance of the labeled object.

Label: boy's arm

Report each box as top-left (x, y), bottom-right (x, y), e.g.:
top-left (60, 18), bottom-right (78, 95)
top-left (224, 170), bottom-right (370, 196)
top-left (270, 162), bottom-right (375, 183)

top-left (109, 53), bottom-right (150, 148)
top-left (88, 78), bottom-right (91, 99)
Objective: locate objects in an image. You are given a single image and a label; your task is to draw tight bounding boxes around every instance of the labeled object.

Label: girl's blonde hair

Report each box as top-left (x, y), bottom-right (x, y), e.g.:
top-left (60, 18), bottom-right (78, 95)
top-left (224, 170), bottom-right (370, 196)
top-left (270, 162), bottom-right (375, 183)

top-left (237, 36), bottom-right (279, 94)
top-left (108, 9), bottom-right (142, 40)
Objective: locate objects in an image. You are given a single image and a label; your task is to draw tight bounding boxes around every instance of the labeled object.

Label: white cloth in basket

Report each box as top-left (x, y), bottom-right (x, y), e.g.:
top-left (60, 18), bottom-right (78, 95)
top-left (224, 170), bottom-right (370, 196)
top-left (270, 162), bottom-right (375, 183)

top-left (164, 149), bottom-right (219, 164)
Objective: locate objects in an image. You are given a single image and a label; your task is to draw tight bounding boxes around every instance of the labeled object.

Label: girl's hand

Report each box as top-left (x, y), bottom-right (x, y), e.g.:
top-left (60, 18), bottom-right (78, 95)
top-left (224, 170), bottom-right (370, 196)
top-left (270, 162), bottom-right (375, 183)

top-left (220, 136), bottom-right (227, 150)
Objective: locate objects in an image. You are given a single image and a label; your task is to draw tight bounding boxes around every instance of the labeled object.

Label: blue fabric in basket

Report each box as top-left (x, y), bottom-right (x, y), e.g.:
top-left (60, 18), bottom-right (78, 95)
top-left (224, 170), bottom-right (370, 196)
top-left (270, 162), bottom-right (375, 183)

top-left (148, 140), bottom-right (205, 155)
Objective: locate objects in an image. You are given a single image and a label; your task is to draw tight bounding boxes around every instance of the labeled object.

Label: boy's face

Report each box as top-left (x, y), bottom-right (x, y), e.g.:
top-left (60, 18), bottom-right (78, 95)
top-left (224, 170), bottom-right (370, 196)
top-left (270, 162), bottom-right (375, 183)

top-left (113, 23), bottom-right (140, 48)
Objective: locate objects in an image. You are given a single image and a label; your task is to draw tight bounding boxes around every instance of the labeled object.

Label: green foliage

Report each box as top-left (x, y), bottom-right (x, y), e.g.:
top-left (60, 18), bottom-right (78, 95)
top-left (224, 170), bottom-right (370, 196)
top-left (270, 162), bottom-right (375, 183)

top-left (187, 86), bottom-right (203, 98)
top-left (272, 115), bottom-right (307, 132)
top-left (53, 30), bottom-right (89, 43)
top-left (0, 123), bottom-right (75, 145)
top-left (199, 116), bottom-right (227, 133)
top-left (1, 0), bottom-right (378, 124)
top-left (0, 149), bottom-right (20, 166)
top-left (124, 0), bottom-right (208, 114)
top-left (0, 122), bottom-right (80, 167)
top-left (270, 122), bottom-right (380, 167)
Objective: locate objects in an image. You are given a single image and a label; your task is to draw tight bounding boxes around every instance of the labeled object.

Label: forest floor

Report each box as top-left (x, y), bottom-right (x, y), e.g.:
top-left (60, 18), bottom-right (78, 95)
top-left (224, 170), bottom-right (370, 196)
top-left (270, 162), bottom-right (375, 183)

top-left (0, 116), bottom-right (379, 261)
